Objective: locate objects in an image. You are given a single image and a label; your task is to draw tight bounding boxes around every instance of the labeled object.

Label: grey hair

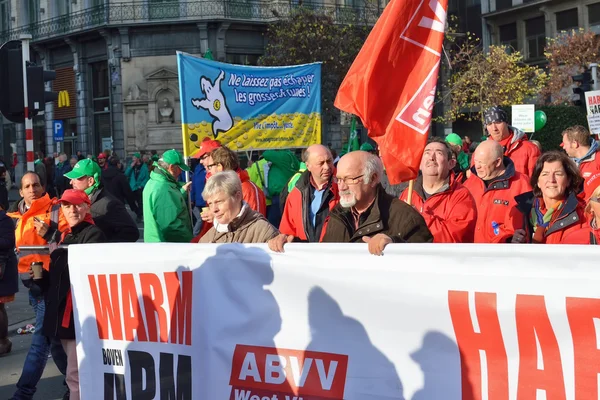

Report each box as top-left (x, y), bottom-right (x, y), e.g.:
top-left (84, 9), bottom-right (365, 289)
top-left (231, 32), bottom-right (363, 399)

top-left (202, 170), bottom-right (242, 201)
top-left (157, 160), bottom-right (170, 170)
top-left (363, 153), bottom-right (384, 184)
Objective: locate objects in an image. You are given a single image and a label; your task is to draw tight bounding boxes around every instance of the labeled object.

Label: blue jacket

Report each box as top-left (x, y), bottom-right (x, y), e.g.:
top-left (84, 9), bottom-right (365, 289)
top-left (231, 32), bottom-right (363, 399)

top-left (54, 162), bottom-right (71, 187)
top-left (190, 164), bottom-right (207, 207)
top-left (125, 162), bottom-right (150, 191)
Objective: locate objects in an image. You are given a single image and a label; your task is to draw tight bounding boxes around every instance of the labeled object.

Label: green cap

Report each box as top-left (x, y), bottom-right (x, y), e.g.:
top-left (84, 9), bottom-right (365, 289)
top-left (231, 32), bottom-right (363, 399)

top-left (64, 159), bottom-right (102, 180)
top-left (360, 142), bottom-right (375, 151)
top-left (161, 149), bottom-right (190, 172)
top-left (133, 152), bottom-right (141, 159)
top-left (445, 133), bottom-right (463, 146)
top-left (151, 154), bottom-right (159, 162)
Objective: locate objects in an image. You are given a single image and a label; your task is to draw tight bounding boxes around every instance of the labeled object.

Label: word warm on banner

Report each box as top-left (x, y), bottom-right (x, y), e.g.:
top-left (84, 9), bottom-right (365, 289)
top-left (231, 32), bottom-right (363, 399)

top-left (69, 243), bottom-right (600, 399)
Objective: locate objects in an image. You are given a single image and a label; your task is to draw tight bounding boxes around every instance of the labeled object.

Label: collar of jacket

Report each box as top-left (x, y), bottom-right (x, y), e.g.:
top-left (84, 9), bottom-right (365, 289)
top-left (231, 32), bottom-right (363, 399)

top-left (469, 157), bottom-right (516, 192)
top-left (224, 203), bottom-right (261, 233)
top-left (88, 186), bottom-right (104, 204)
top-left (331, 184), bottom-right (388, 237)
top-left (515, 190), bottom-right (581, 236)
top-left (413, 174), bottom-right (453, 201)
top-left (297, 170), bottom-right (337, 241)
top-left (16, 193), bottom-right (53, 216)
top-left (151, 166), bottom-right (177, 185)
top-left (295, 169), bottom-right (334, 193)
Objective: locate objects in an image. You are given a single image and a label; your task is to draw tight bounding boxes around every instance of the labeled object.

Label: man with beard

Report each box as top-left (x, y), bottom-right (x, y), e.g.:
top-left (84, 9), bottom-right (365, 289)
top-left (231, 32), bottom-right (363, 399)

top-left (322, 151), bottom-right (432, 255)
top-left (268, 144), bottom-right (337, 252)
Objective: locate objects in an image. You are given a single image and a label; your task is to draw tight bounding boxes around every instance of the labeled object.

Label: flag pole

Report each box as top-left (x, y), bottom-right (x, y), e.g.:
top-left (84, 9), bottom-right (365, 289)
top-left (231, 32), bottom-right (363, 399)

top-left (406, 179), bottom-right (414, 205)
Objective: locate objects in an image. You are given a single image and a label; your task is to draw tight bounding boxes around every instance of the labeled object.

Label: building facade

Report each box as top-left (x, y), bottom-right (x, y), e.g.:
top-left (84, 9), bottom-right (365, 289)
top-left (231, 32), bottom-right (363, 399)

top-left (0, 0), bottom-right (382, 176)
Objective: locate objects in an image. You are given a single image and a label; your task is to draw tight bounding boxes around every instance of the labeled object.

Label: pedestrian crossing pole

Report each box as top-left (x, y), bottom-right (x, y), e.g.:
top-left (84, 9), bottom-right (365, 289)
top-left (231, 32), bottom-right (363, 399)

top-left (20, 34), bottom-right (34, 172)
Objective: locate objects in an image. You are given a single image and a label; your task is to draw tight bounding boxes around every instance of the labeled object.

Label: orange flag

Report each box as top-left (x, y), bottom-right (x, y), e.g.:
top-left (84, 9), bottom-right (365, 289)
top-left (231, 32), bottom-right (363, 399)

top-left (334, 0), bottom-right (448, 184)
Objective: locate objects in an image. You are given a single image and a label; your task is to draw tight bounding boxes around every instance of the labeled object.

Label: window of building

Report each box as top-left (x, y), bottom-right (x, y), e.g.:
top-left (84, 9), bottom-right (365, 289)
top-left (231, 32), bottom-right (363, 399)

top-left (466, 0), bottom-right (480, 6)
top-left (90, 61), bottom-right (111, 153)
top-left (27, 0), bottom-right (40, 24)
top-left (589, 3), bottom-right (600, 32)
top-left (499, 23), bottom-right (518, 53)
top-left (496, 0), bottom-right (512, 12)
top-left (556, 8), bottom-right (579, 32)
top-left (525, 16), bottom-right (545, 60)
top-left (0, 1), bottom-right (8, 33)
top-left (149, 0), bottom-right (180, 19)
top-left (57, 0), bottom-right (71, 16)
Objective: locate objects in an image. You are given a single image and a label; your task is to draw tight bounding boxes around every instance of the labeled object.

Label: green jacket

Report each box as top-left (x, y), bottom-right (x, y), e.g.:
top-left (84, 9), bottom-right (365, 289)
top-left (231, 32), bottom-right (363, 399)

top-left (457, 151), bottom-right (470, 171)
top-left (125, 163), bottom-right (150, 191)
top-left (262, 150), bottom-right (300, 197)
top-left (286, 162), bottom-right (307, 193)
top-left (246, 158), bottom-right (272, 206)
top-left (143, 167), bottom-right (192, 243)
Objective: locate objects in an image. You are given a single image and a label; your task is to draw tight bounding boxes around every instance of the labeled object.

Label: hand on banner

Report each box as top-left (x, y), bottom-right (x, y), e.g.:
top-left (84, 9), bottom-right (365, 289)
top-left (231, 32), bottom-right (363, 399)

top-left (268, 234), bottom-right (294, 253)
top-left (362, 234), bottom-right (392, 256)
top-left (512, 229), bottom-right (527, 244)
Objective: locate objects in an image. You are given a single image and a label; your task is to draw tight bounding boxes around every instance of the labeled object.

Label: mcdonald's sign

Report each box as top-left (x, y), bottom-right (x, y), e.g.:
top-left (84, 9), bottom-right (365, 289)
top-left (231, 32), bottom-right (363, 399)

top-left (58, 90), bottom-right (70, 108)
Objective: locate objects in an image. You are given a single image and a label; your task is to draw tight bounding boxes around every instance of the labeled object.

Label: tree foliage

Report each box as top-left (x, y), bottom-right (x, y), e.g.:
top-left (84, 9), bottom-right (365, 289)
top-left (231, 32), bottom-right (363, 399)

top-left (439, 25), bottom-right (547, 123)
top-left (259, 7), bottom-right (370, 124)
top-left (542, 29), bottom-right (600, 104)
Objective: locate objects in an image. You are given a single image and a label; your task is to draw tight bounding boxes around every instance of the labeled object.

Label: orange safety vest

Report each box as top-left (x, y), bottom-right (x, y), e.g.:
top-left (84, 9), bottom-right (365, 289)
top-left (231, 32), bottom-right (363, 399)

top-left (7, 194), bottom-right (69, 273)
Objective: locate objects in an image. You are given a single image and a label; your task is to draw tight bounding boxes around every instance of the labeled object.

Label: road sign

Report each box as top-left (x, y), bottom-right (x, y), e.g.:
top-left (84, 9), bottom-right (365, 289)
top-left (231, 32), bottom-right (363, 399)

top-left (54, 120), bottom-right (64, 142)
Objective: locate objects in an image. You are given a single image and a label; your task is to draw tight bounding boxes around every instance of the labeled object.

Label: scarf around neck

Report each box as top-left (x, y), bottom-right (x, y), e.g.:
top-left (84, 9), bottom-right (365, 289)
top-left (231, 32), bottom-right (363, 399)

top-left (529, 197), bottom-right (563, 243)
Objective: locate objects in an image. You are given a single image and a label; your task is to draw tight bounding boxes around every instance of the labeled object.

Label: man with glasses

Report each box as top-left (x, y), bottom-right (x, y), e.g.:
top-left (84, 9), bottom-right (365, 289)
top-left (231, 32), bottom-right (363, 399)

top-left (143, 149), bottom-right (193, 243)
top-left (321, 151), bottom-right (432, 255)
top-left (65, 158), bottom-right (139, 242)
top-left (268, 144), bottom-right (338, 252)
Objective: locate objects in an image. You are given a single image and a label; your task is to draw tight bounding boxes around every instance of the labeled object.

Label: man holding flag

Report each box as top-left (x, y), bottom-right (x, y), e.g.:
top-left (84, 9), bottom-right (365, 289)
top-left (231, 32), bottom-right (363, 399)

top-left (334, 0), bottom-right (448, 187)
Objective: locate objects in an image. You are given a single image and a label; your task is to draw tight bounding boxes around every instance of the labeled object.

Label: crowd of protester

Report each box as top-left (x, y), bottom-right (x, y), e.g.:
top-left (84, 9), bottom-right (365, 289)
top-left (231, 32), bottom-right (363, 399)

top-left (0, 105), bottom-right (599, 399)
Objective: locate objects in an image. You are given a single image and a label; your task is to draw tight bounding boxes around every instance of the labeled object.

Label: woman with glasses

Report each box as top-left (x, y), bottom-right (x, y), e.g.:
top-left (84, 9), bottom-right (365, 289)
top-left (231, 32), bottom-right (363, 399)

top-left (512, 151), bottom-right (586, 244)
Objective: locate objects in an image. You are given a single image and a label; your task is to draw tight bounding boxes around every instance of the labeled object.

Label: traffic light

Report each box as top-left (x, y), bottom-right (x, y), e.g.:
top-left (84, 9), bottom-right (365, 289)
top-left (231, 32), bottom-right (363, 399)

top-left (27, 65), bottom-right (57, 115)
top-left (572, 69), bottom-right (593, 108)
top-left (0, 40), bottom-right (57, 122)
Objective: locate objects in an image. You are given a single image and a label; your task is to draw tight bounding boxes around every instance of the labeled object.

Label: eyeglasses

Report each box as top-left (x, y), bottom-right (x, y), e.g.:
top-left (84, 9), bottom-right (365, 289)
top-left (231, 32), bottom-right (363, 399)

top-left (199, 154), bottom-right (210, 161)
top-left (336, 174), bottom-right (364, 185)
top-left (207, 163), bottom-right (219, 169)
top-left (590, 197), bottom-right (600, 204)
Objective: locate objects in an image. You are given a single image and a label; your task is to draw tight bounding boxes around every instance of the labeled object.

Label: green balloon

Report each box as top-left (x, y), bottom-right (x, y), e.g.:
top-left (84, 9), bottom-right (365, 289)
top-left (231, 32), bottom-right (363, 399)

top-left (534, 110), bottom-right (547, 131)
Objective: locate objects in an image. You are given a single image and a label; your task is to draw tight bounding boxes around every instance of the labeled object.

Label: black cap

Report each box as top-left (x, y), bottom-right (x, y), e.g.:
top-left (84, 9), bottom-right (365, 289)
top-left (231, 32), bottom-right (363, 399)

top-left (483, 106), bottom-right (508, 125)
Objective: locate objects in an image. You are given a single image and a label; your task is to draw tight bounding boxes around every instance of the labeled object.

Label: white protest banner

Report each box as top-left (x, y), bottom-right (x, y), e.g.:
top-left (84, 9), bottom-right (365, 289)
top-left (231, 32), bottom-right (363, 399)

top-left (585, 90), bottom-right (600, 136)
top-left (70, 243), bottom-right (600, 400)
top-left (511, 104), bottom-right (535, 133)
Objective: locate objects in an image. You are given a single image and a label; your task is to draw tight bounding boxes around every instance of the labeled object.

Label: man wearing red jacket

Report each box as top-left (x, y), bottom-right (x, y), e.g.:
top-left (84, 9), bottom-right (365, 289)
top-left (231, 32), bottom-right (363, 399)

top-left (463, 140), bottom-right (532, 243)
top-left (400, 138), bottom-right (477, 243)
top-left (268, 144), bottom-right (338, 252)
top-left (483, 106), bottom-right (540, 177)
top-left (561, 125), bottom-right (600, 199)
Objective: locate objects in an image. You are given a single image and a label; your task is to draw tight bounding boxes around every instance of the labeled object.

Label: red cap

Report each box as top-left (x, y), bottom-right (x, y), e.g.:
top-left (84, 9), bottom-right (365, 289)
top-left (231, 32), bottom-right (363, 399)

top-left (585, 172), bottom-right (600, 201)
top-left (192, 137), bottom-right (221, 159)
top-left (59, 189), bottom-right (91, 205)
top-left (97, 153), bottom-right (106, 159)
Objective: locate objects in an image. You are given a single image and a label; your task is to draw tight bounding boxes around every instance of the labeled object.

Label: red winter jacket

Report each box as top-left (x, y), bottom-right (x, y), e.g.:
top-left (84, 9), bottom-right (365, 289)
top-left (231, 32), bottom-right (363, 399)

top-left (577, 149), bottom-right (600, 199)
top-left (463, 158), bottom-right (532, 243)
top-left (238, 169), bottom-right (266, 216)
top-left (400, 175), bottom-right (477, 243)
top-left (279, 171), bottom-right (338, 242)
top-left (562, 220), bottom-right (600, 244)
top-left (515, 191), bottom-right (587, 244)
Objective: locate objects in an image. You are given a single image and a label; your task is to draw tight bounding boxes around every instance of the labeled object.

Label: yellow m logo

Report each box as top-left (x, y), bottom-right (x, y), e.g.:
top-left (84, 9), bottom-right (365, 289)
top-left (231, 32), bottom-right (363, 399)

top-left (58, 91), bottom-right (70, 108)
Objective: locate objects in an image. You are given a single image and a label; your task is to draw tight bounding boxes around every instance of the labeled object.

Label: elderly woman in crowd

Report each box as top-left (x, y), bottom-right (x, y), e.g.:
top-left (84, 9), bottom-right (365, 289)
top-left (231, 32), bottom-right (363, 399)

top-left (40, 189), bottom-right (106, 400)
top-left (512, 151), bottom-right (586, 244)
top-left (563, 173), bottom-right (600, 244)
top-left (200, 170), bottom-right (278, 244)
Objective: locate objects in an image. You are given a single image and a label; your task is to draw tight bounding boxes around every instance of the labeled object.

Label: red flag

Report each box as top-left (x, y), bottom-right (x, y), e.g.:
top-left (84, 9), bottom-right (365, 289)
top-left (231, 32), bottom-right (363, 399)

top-left (334, 0), bottom-right (448, 184)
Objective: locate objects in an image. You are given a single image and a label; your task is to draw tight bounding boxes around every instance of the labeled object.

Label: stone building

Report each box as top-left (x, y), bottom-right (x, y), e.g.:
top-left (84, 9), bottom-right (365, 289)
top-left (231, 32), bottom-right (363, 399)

top-left (0, 0), bottom-right (383, 175)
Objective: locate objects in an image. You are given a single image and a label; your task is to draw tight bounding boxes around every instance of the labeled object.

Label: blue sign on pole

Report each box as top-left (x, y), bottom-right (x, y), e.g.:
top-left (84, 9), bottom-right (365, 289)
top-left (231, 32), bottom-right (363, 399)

top-left (53, 120), bottom-right (64, 142)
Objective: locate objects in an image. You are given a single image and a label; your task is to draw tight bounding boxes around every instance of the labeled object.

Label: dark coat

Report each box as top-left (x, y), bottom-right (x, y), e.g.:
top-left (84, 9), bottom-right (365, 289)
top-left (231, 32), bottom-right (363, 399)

top-left (101, 166), bottom-right (137, 210)
top-left (322, 185), bottom-right (434, 244)
top-left (42, 221), bottom-right (106, 339)
top-left (90, 187), bottom-right (139, 242)
top-left (0, 210), bottom-right (17, 298)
